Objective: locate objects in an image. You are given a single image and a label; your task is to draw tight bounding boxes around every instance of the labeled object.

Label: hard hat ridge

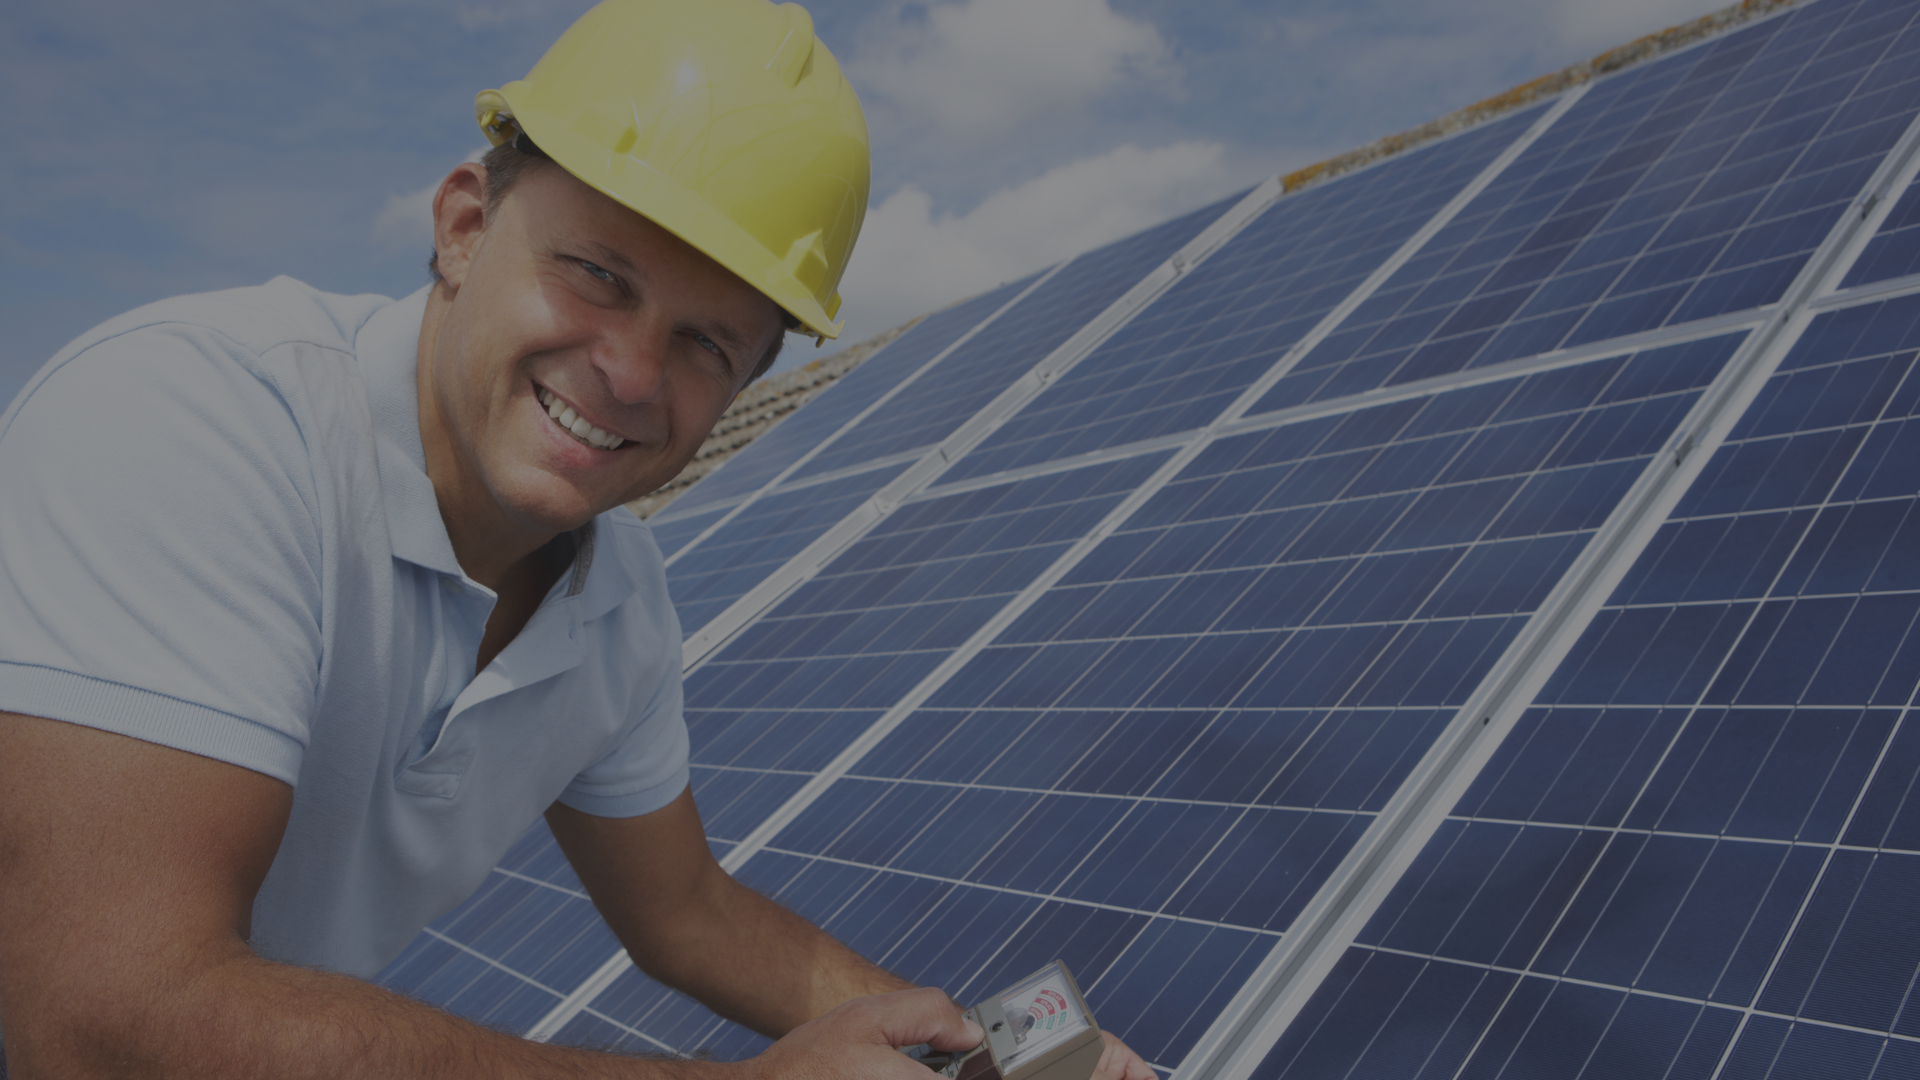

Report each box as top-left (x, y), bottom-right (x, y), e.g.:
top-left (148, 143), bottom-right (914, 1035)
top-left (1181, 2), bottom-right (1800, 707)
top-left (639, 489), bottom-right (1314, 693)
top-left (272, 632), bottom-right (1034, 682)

top-left (475, 0), bottom-right (870, 342)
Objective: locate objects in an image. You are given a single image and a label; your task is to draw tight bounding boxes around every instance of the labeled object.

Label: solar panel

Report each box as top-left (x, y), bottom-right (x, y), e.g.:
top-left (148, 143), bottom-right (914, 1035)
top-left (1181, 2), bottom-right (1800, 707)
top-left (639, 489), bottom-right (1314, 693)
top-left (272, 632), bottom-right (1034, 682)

top-left (1841, 167), bottom-right (1920, 288)
top-left (664, 460), bottom-right (916, 636)
top-left (1251, 289), bottom-right (1920, 1080)
top-left (1250, 0), bottom-right (1920, 414)
top-left (658, 271), bottom-right (1048, 519)
top-left (650, 501), bottom-right (733, 560)
top-left (789, 196), bottom-right (1243, 485)
top-left (648, 198), bottom-right (1233, 638)
top-left (942, 104), bottom-right (1553, 484)
top-left (375, 1), bottom-right (1920, 1075)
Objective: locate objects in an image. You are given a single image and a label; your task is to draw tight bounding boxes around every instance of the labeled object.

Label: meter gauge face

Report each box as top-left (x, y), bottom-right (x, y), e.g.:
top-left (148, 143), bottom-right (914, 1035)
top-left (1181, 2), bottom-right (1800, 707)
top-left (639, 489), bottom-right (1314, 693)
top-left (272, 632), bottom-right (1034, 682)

top-left (908, 960), bottom-right (1101, 1080)
top-left (992, 962), bottom-right (1093, 1073)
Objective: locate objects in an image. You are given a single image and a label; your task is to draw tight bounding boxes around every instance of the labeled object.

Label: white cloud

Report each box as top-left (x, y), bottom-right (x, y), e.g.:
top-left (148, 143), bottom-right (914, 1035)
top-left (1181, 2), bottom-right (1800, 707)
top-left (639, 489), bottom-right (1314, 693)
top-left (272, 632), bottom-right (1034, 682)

top-left (828, 139), bottom-right (1234, 352)
top-left (850, 0), bottom-right (1176, 137)
top-left (1543, 0), bottom-right (1731, 58)
top-left (369, 149), bottom-right (488, 252)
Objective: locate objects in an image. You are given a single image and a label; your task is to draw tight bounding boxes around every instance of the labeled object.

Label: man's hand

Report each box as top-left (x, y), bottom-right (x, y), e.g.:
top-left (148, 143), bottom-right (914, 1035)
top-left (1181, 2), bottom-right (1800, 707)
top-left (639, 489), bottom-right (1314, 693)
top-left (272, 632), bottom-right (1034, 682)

top-left (743, 987), bottom-right (983, 1080)
top-left (1093, 1030), bottom-right (1158, 1080)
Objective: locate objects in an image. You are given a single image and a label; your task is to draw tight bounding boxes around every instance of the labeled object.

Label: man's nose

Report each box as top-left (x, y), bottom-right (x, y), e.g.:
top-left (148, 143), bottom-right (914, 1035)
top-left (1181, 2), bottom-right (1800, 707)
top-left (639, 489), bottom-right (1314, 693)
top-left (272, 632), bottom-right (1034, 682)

top-left (592, 318), bottom-right (670, 404)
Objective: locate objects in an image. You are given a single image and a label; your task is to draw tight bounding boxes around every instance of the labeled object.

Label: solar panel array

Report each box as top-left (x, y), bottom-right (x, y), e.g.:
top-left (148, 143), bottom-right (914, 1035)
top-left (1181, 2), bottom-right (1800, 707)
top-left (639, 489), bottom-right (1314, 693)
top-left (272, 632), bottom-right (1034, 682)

top-left (377, 1), bottom-right (1920, 1076)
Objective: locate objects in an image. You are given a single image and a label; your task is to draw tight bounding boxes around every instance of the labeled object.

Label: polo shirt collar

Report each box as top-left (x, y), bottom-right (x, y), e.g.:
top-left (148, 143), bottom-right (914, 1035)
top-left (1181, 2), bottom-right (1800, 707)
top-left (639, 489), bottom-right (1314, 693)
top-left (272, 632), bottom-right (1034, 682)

top-left (356, 286), bottom-right (463, 578)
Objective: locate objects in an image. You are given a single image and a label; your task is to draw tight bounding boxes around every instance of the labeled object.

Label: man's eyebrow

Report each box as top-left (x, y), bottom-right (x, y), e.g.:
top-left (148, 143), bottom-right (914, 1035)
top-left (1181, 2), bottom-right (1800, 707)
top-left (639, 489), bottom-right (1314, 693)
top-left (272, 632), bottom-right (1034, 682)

top-left (702, 317), bottom-right (764, 360)
top-left (582, 241), bottom-right (639, 277)
top-left (579, 239), bottom-right (764, 359)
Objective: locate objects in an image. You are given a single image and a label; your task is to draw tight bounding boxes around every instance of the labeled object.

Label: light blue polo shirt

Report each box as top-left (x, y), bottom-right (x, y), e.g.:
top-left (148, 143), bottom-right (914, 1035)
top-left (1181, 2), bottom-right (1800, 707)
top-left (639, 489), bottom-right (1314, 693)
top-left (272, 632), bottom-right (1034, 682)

top-left (0, 278), bottom-right (690, 977)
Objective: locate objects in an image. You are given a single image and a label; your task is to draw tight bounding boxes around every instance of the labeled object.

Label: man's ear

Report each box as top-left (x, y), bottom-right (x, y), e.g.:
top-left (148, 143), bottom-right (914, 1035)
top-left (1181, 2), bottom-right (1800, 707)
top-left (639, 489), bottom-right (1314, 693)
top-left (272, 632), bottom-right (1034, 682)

top-left (432, 163), bottom-right (490, 290)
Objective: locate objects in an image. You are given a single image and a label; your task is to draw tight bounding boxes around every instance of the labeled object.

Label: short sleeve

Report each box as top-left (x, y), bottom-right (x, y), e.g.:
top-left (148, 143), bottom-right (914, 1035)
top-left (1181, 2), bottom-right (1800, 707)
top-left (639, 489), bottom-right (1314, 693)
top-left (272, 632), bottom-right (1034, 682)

top-left (555, 669), bottom-right (690, 818)
top-left (555, 521), bottom-right (691, 819)
top-left (0, 322), bottom-right (329, 783)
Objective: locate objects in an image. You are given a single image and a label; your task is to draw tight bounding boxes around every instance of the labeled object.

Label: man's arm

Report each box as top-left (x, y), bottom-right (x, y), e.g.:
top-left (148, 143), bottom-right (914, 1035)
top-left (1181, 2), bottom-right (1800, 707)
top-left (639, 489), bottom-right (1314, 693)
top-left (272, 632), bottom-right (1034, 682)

top-left (0, 713), bottom-right (975, 1079)
top-left (547, 791), bottom-right (912, 1038)
top-left (547, 792), bottom-right (1159, 1080)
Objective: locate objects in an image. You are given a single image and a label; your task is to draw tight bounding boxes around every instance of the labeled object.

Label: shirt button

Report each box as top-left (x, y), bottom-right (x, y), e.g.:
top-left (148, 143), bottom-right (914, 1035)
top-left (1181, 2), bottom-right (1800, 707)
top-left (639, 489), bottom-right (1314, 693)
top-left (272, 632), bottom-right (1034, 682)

top-left (443, 577), bottom-right (463, 594)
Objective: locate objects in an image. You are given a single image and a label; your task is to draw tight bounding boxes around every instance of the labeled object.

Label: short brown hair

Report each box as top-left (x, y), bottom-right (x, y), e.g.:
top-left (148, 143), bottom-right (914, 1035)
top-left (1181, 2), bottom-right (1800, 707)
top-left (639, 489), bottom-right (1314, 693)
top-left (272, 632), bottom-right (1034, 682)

top-left (425, 139), bottom-right (552, 284)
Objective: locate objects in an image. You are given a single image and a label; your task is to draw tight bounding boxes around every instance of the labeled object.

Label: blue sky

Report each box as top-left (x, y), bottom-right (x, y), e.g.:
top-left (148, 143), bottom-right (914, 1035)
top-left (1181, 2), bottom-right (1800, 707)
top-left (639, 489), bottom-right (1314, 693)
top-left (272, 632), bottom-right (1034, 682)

top-left (2, 0), bottom-right (1734, 407)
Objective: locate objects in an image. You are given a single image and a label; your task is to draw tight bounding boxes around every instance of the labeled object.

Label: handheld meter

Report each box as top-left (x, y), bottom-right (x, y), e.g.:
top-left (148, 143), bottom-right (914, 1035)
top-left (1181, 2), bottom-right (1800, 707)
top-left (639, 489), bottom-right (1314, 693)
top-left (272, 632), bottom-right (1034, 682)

top-left (906, 960), bottom-right (1104, 1080)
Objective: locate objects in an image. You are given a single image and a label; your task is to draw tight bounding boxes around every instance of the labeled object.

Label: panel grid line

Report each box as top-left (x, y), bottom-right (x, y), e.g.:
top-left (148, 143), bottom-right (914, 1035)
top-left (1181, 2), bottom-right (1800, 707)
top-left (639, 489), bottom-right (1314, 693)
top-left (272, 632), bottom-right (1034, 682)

top-left (756, 846), bottom-right (1293, 937)
top-left (674, 179), bottom-right (1290, 674)
top-left (489, 867), bottom-right (590, 902)
top-left (698, 766), bottom-right (1374, 818)
top-left (911, 301), bottom-right (1769, 507)
top-left (1347, 941), bottom-right (1920, 1048)
top-left (1188, 88), bottom-right (1920, 1080)
top-left (421, 927), bottom-right (568, 999)
top-left (1705, 698), bottom-right (1920, 1077)
top-left (661, 260), bottom-right (1072, 571)
top-left (708, 92), bottom-right (1584, 878)
top-left (574, 1007), bottom-right (685, 1057)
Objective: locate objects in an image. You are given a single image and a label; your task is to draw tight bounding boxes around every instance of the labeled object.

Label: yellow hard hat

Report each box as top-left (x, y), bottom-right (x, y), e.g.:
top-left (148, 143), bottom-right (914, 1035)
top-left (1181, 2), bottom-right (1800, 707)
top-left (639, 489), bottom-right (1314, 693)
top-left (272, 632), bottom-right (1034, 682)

top-left (475, 0), bottom-right (869, 341)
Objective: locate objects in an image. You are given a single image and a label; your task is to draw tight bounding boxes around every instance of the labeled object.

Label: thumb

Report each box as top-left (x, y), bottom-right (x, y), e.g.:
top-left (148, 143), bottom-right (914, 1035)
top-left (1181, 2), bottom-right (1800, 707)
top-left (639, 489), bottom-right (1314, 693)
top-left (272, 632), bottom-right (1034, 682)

top-left (865, 987), bottom-right (985, 1052)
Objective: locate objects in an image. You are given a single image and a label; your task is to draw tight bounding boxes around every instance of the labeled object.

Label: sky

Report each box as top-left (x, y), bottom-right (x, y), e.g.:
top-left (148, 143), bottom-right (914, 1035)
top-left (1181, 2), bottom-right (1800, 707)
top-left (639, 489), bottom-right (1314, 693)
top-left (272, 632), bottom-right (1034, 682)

top-left (1, 0), bottom-right (1739, 408)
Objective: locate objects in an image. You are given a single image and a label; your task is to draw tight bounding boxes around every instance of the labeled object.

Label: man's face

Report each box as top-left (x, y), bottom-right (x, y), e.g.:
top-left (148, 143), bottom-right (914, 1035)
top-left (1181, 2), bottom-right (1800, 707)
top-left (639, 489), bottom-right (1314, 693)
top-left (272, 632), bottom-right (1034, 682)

top-left (422, 163), bottom-right (783, 540)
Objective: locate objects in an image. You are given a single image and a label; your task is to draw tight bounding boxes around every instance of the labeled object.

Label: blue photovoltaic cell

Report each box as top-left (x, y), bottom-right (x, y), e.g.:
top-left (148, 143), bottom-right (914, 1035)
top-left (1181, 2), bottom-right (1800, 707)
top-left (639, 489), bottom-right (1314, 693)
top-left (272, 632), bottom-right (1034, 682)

top-left (555, 452), bottom-right (1174, 1056)
top-left (1255, 292), bottom-right (1920, 1079)
top-left (647, 502), bottom-right (731, 560)
top-left (559, 335), bottom-right (1741, 1071)
top-left (377, 818), bottom-right (616, 1032)
top-left (655, 196), bottom-right (1243, 635)
top-left (938, 105), bottom-right (1549, 484)
top-left (787, 193), bottom-right (1242, 483)
top-left (664, 271), bottom-right (1045, 516)
top-left (1253, 0), bottom-right (1920, 415)
top-left (663, 461), bottom-right (913, 636)
top-left (1841, 174), bottom-right (1920, 286)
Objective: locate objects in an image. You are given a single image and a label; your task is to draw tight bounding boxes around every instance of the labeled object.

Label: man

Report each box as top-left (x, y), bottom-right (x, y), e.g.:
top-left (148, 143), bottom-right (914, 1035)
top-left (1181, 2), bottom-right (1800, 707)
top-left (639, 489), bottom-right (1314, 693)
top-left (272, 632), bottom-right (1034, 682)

top-left (0, 1), bottom-right (1155, 1077)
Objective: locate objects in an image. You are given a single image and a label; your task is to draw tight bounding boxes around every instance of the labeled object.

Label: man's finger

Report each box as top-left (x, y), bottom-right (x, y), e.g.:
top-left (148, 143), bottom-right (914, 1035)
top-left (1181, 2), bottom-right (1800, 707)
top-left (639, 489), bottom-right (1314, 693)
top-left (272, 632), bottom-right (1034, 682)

top-left (859, 986), bottom-right (985, 1052)
top-left (1097, 1030), bottom-right (1157, 1080)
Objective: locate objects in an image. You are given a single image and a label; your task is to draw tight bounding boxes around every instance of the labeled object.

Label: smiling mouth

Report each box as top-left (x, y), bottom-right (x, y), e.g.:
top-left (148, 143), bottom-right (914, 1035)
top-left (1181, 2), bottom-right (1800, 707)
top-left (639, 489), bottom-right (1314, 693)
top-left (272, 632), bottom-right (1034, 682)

top-left (536, 385), bottom-right (627, 450)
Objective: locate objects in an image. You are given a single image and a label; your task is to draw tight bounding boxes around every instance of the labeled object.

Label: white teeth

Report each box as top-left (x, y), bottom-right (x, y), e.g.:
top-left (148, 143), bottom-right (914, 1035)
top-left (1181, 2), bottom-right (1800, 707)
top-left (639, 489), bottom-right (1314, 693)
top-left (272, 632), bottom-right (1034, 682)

top-left (536, 386), bottom-right (624, 450)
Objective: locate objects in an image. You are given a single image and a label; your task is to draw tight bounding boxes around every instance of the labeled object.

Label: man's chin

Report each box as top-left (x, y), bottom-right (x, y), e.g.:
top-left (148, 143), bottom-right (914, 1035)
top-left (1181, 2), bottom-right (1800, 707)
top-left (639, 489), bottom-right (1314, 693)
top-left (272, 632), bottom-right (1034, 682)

top-left (497, 473), bottom-right (665, 533)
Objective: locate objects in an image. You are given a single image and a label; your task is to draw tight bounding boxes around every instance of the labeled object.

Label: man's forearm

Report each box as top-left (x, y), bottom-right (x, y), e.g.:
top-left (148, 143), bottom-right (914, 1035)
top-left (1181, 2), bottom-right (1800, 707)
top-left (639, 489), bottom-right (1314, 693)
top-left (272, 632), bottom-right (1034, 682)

top-left (6, 945), bottom-right (721, 1080)
top-left (547, 795), bottom-right (919, 1042)
top-left (624, 873), bottom-right (915, 1038)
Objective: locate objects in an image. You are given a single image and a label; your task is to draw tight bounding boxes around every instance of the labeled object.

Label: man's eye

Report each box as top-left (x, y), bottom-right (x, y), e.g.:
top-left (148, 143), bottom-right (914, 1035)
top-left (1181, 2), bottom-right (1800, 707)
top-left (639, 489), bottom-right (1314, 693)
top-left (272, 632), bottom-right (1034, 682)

top-left (579, 260), bottom-right (616, 283)
top-left (693, 334), bottom-right (722, 355)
